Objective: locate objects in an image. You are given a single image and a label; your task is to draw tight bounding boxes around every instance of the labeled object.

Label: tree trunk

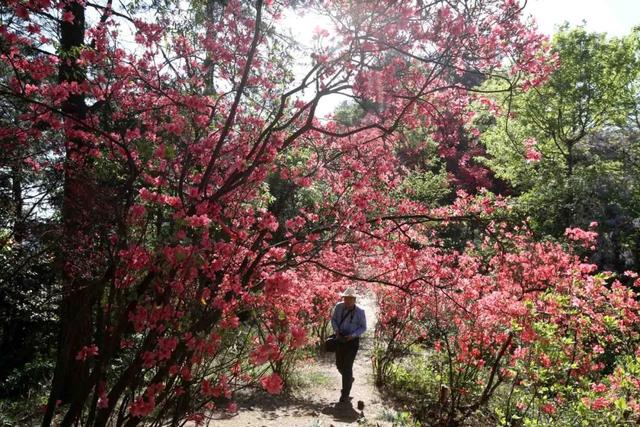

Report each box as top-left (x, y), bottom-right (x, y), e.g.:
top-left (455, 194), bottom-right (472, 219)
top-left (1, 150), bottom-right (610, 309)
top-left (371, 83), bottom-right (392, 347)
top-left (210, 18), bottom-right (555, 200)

top-left (42, 2), bottom-right (93, 425)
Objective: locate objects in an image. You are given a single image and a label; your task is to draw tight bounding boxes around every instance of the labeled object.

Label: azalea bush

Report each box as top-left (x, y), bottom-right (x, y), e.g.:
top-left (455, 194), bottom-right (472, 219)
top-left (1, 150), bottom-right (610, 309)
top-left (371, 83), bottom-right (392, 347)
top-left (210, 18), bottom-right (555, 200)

top-left (371, 196), bottom-right (640, 426)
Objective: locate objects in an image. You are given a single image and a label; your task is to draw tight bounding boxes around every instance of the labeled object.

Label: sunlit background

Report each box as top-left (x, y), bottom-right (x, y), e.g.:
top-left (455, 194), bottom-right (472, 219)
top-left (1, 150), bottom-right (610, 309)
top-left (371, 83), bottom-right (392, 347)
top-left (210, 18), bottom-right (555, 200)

top-left (284, 0), bottom-right (640, 117)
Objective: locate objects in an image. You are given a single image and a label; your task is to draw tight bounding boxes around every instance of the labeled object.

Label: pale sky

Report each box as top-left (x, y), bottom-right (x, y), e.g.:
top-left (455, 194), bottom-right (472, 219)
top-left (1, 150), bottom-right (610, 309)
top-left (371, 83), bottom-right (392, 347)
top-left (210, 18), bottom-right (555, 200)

top-left (526, 0), bottom-right (639, 37)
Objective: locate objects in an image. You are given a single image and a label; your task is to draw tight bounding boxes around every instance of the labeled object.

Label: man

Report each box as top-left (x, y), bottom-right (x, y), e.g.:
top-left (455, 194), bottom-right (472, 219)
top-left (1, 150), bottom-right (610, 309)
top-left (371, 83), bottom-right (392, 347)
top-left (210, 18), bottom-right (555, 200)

top-left (331, 287), bottom-right (367, 404)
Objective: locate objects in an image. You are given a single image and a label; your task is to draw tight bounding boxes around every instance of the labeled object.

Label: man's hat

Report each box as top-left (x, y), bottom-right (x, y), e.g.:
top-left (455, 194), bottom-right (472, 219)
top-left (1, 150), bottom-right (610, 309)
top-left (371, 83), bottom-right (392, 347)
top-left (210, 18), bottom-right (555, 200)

top-left (341, 287), bottom-right (358, 298)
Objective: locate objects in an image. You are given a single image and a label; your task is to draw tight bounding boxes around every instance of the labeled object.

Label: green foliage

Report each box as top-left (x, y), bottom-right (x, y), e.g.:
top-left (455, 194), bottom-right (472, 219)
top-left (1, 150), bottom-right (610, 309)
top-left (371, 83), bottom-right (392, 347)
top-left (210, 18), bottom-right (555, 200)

top-left (394, 129), bottom-right (454, 204)
top-left (479, 25), bottom-right (640, 272)
top-left (334, 101), bottom-right (368, 127)
top-left (382, 340), bottom-right (640, 427)
top-left (382, 347), bottom-right (500, 426)
top-left (0, 395), bottom-right (47, 427)
top-left (490, 355), bottom-right (640, 427)
top-left (482, 25), bottom-right (640, 180)
top-left (0, 356), bottom-right (54, 399)
top-left (395, 168), bottom-right (451, 206)
top-left (0, 152), bottom-right (59, 402)
top-left (378, 408), bottom-right (422, 427)
top-left (287, 367), bottom-right (332, 391)
top-left (537, 26), bottom-right (638, 134)
top-left (384, 349), bottom-right (441, 410)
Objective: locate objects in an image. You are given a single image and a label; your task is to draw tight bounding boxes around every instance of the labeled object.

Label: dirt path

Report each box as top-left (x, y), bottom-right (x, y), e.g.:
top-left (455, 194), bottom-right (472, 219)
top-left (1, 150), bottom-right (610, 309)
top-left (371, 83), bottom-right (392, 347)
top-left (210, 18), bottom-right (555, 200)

top-left (208, 296), bottom-right (396, 426)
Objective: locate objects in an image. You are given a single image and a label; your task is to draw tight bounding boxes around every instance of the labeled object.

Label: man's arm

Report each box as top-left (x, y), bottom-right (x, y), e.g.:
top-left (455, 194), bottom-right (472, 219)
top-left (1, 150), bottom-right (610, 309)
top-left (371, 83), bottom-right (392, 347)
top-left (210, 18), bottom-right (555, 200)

top-left (350, 308), bottom-right (367, 338)
top-left (331, 303), bottom-right (341, 334)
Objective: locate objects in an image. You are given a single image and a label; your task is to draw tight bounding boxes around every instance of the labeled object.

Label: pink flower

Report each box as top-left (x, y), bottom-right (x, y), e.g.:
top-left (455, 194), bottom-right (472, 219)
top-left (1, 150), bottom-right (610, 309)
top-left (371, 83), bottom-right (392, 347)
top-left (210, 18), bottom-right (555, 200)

top-left (76, 344), bottom-right (99, 361)
top-left (512, 346), bottom-right (529, 360)
top-left (590, 397), bottom-right (610, 410)
top-left (541, 402), bottom-right (556, 415)
top-left (258, 213), bottom-right (279, 232)
top-left (523, 137), bottom-right (542, 162)
top-left (260, 373), bottom-right (284, 394)
top-left (186, 413), bottom-right (204, 426)
top-left (313, 26), bottom-right (330, 38)
top-left (591, 383), bottom-right (607, 393)
top-left (185, 214), bottom-right (211, 228)
top-left (156, 337), bottom-right (178, 361)
top-left (539, 353), bottom-right (552, 368)
top-left (290, 326), bottom-right (307, 349)
top-left (139, 188), bottom-right (158, 202)
top-left (129, 396), bottom-right (155, 417)
top-left (250, 338), bottom-right (281, 365)
top-left (201, 375), bottom-right (231, 398)
top-left (564, 227), bottom-right (598, 248)
top-left (98, 394), bottom-right (109, 409)
top-left (525, 148), bottom-right (541, 162)
top-left (62, 11), bottom-right (75, 23)
top-left (23, 157), bottom-right (42, 172)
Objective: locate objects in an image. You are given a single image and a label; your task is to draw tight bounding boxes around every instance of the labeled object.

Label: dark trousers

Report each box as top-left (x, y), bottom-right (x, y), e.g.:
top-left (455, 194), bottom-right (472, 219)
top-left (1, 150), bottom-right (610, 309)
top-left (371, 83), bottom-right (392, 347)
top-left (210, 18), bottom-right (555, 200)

top-left (335, 338), bottom-right (359, 398)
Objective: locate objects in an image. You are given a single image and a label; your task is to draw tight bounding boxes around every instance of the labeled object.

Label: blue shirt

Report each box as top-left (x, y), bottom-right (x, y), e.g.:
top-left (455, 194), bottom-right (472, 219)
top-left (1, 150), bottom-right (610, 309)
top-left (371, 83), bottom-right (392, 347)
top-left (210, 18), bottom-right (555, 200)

top-left (331, 302), bottom-right (367, 337)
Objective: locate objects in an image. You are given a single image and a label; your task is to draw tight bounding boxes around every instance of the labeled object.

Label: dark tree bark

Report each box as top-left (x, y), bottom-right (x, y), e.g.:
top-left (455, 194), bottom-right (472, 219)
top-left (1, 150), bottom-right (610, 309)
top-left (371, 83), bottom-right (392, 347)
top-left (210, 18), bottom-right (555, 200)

top-left (42, 2), bottom-right (94, 425)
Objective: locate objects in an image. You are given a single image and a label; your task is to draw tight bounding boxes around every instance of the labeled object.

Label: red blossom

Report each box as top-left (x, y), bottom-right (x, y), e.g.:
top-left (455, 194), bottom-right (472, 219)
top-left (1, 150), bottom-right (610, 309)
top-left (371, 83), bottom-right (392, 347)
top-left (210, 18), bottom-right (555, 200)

top-left (75, 345), bottom-right (99, 361)
top-left (260, 373), bottom-right (284, 394)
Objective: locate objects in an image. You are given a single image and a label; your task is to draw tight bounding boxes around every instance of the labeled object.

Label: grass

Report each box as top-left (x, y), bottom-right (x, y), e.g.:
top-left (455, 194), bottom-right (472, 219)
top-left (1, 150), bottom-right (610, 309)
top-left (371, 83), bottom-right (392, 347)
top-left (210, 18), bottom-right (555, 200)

top-left (288, 364), bottom-right (332, 391)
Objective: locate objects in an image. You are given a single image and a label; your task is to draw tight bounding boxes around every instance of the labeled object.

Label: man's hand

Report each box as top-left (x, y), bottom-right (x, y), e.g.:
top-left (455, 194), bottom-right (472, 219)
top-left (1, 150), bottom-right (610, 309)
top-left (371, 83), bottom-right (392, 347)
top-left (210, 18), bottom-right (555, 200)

top-left (346, 335), bottom-right (354, 341)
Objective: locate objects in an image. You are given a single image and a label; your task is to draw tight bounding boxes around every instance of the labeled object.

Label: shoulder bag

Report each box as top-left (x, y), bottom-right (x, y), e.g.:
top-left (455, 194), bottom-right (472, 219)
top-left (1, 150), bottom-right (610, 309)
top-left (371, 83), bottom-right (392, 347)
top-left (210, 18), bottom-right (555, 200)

top-left (324, 306), bottom-right (355, 353)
